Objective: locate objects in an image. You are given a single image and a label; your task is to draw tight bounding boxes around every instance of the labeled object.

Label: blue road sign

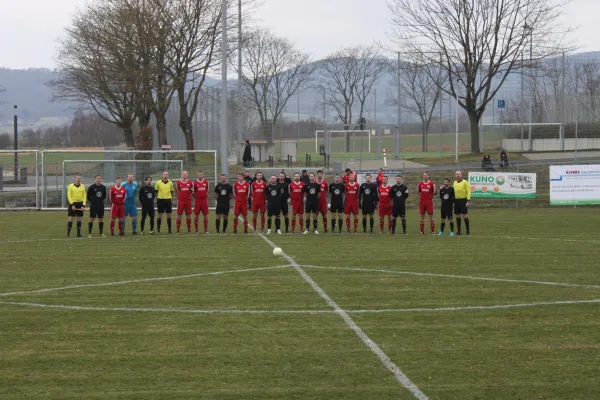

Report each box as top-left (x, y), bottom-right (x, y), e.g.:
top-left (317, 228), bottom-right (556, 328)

top-left (497, 99), bottom-right (506, 109)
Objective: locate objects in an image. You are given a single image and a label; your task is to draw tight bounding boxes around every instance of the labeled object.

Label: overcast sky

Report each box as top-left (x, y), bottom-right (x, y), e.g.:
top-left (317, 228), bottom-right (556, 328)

top-left (0, 0), bottom-right (598, 69)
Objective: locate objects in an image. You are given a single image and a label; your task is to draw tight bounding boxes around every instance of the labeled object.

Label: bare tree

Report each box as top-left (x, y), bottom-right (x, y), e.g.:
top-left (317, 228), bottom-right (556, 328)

top-left (241, 29), bottom-right (313, 146)
top-left (389, 0), bottom-right (570, 153)
top-left (389, 61), bottom-right (442, 151)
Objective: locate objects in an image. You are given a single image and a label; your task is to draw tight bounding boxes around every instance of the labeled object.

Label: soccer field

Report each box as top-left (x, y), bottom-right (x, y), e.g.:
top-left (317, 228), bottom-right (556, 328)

top-left (1, 209), bottom-right (599, 399)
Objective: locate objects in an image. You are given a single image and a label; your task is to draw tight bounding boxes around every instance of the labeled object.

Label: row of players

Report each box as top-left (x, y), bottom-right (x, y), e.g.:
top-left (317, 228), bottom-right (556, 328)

top-left (65, 170), bottom-right (472, 237)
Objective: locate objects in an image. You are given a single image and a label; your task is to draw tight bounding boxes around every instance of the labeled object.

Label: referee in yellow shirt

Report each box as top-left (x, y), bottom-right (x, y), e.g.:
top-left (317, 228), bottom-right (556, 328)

top-left (155, 171), bottom-right (175, 234)
top-left (453, 171), bottom-right (471, 235)
top-left (67, 174), bottom-right (86, 237)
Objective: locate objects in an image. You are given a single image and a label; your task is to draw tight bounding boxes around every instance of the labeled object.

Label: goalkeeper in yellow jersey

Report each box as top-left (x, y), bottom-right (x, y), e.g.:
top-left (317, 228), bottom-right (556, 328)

top-left (67, 174), bottom-right (87, 237)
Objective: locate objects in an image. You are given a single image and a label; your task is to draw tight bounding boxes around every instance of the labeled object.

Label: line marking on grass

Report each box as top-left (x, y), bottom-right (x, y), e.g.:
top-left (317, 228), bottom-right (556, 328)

top-left (255, 232), bottom-right (429, 400)
top-left (0, 265), bottom-right (292, 297)
top-left (300, 265), bottom-right (600, 289)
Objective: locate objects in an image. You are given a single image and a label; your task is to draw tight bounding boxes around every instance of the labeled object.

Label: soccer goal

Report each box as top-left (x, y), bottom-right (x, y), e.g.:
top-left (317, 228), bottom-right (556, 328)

top-left (315, 130), bottom-right (372, 154)
top-left (61, 159), bottom-right (184, 208)
top-left (481, 123), bottom-right (563, 152)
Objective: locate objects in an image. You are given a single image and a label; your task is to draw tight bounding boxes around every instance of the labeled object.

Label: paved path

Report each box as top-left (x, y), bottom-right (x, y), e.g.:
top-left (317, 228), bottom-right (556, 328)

top-left (522, 151), bottom-right (600, 161)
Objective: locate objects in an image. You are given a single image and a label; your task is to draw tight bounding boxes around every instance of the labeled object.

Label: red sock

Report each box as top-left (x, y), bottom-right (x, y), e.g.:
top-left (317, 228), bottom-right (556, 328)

top-left (244, 219), bottom-right (248, 232)
top-left (299, 217), bottom-right (304, 230)
top-left (420, 221), bottom-right (425, 233)
top-left (233, 217), bottom-right (239, 233)
top-left (194, 217), bottom-right (199, 232)
top-left (176, 219), bottom-right (181, 233)
top-left (380, 219), bottom-right (384, 232)
top-left (186, 217), bottom-right (191, 232)
top-left (252, 217), bottom-right (257, 230)
top-left (323, 216), bottom-right (328, 232)
top-left (118, 220), bottom-right (123, 233)
top-left (354, 217), bottom-right (358, 232)
top-left (430, 221), bottom-right (435, 233)
top-left (346, 216), bottom-right (351, 231)
top-left (110, 220), bottom-right (115, 234)
top-left (292, 217), bottom-right (296, 232)
top-left (203, 217), bottom-right (208, 232)
top-left (260, 214), bottom-right (265, 230)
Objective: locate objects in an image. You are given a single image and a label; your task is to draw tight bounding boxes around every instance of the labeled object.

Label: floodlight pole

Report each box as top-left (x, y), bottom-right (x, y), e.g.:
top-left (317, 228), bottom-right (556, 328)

top-left (455, 89), bottom-right (459, 163)
top-left (395, 52), bottom-right (401, 160)
top-left (13, 105), bottom-right (18, 181)
top-left (237, 0), bottom-right (243, 163)
top-left (220, 0), bottom-right (229, 177)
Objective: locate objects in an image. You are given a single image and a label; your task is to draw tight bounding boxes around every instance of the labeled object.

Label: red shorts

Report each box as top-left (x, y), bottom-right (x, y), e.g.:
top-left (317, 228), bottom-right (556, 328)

top-left (291, 202), bottom-right (304, 215)
top-left (234, 201), bottom-right (248, 216)
top-left (111, 204), bottom-right (125, 219)
top-left (252, 202), bottom-right (266, 213)
top-left (319, 201), bottom-right (328, 215)
top-left (378, 203), bottom-right (392, 217)
top-left (344, 202), bottom-right (359, 215)
top-left (419, 201), bottom-right (434, 215)
top-left (194, 198), bottom-right (209, 215)
top-left (177, 200), bottom-right (192, 215)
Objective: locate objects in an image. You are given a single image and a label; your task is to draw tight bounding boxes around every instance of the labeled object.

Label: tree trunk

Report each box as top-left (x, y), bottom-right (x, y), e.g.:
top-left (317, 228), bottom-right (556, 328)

top-left (177, 87), bottom-right (196, 162)
top-left (469, 112), bottom-right (481, 154)
top-left (123, 127), bottom-right (135, 148)
top-left (156, 115), bottom-right (167, 146)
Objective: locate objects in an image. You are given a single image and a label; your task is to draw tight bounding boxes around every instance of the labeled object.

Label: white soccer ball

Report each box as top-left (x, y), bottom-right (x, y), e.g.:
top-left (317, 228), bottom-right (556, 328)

top-left (273, 247), bottom-right (283, 257)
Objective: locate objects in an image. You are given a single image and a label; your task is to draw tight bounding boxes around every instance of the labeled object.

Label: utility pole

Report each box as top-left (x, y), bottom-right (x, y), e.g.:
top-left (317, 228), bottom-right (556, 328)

top-left (237, 0), bottom-right (243, 163)
top-left (220, 0), bottom-right (229, 176)
top-left (13, 105), bottom-right (18, 181)
top-left (396, 52), bottom-right (401, 160)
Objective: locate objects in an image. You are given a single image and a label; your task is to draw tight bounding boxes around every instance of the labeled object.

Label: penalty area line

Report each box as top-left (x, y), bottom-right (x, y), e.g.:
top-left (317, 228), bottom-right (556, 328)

top-left (0, 265), bottom-right (292, 297)
top-left (256, 233), bottom-right (428, 399)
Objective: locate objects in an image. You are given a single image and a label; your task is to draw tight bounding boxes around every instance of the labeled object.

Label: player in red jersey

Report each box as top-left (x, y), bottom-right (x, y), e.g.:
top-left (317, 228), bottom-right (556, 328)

top-left (289, 172), bottom-right (305, 233)
top-left (342, 168), bottom-right (356, 184)
top-left (251, 171), bottom-right (267, 232)
top-left (377, 176), bottom-right (393, 233)
top-left (109, 177), bottom-right (127, 236)
top-left (193, 171), bottom-right (210, 233)
top-left (418, 172), bottom-right (437, 235)
top-left (176, 170), bottom-right (194, 234)
top-left (344, 173), bottom-right (360, 232)
top-left (316, 170), bottom-right (329, 233)
top-left (233, 172), bottom-right (250, 233)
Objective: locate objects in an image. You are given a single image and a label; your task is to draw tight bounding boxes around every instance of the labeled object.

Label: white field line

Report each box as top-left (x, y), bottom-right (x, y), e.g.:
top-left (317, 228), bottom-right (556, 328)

top-left (0, 266), bottom-right (292, 297)
top-left (300, 265), bottom-right (600, 289)
top-left (2, 299), bottom-right (599, 315)
top-left (256, 232), bottom-right (428, 400)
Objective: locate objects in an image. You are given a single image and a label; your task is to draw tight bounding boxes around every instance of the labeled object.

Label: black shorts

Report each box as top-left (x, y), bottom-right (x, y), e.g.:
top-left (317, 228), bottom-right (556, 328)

top-left (89, 204), bottom-right (104, 219)
top-left (454, 199), bottom-right (468, 215)
top-left (441, 205), bottom-right (453, 220)
top-left (142, 205), bottom-right (155, 217)
top-left (280, 199), bottom-right (289, 216)
top-left (305, 202), bottom-right (319, 214)
top-left (361, 203), bottom-right (376, 215)
top-left (157, 199), bottom-right (172, 214)
top-left (268, 206), bottom-right (281, 217)
top-left (392, 204), bottom-right (406, 218)
top-left (216, 202), bottom-right (230, 215)
top-left (330, 202), bottom-right (344, 214)
top-left (68, 202), bottom-right (84, 217)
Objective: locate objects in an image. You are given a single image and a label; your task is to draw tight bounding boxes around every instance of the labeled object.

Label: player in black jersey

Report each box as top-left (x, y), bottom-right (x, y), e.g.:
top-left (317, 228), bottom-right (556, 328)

top-left (303, 172), bottom-right (321, 234)
top-left (278, 172), bottom-right (291, 232)
top-left (328, 174), bottom-right (345, 233)
top-left (266, 175), bottom-right (283, 235)
top-left (359, 174), bottom-right (379, 233)
top-left (138, 176), bottom-right (156, 234)
top-left (390, 175), bottom-right (409, 234)
top-left (87, 175), bottom-right (107, 237)
top-left (214, 174), bottom-right (233, 234)
top-left (438, 178), bottom-right (455, 236)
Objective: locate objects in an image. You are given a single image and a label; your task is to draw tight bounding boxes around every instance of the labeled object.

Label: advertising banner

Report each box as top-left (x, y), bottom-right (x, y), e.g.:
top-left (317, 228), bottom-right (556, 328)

top-left (468, 172), bottom-right (537, 199)
top-left (550, 165), bottom-right (600, 205)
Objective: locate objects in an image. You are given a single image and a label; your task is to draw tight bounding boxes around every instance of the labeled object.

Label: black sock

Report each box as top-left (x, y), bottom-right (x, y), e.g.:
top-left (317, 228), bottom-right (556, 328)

top-left (141, 215), bottom-right (146, 232)
top-left (223, 219), bottom-right (228, 232)
top-left (88, 222), bottom-right (93, 234)
top-left (402, 219), bottom-right (406, 233)
top-left (157, 218), bottom-right (162, 232)
top-left (167, 218), bottom-right (172, 233)
top-left (313, 219), bottom-right (318, 230)
top-left (306, 218), bottom-right (310, 230)
top-left (370, 218), bottom-right (374, 230)
top-left (362, 218), bottom-right (367, 231)
top-left (331, 219), bottom-right (336, 231)
top-left (268, 219), bottom-right (272, 230)
top-left (285, 217), bottom-right (289, 231)
top-left (76, 221), bottom-right (81, 236)
top-left (456, 218), bottom-right (462, 233)
top-left (391, 219), bottom-right (396, 233)
top-left (275, 218), bottom-right (281, 230)
top-left (464, 218), bottom-right (470, 234)
top-left (216, 219), bottom-right (221, 233)
top-left (150, 217), bottom-right (154, 232)
top-left (338, 219), bottom-right (342, 230)
top-left (450, 222), bottom-right (454, 232)
top-left (67, 221), bottom-right (72, 236)
top-left (99, 222), bottom-right (104, 234)
top-left (441, 222), bottom-right (445, 232)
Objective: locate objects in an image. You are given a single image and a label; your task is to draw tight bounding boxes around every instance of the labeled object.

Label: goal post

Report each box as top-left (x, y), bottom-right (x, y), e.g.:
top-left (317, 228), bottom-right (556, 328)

top-left (315, 130), bottom-right (372, 154)
top-left (62, 160), bottom-right (184, 208)
top-left (481, 123), bottom-right (563, 152)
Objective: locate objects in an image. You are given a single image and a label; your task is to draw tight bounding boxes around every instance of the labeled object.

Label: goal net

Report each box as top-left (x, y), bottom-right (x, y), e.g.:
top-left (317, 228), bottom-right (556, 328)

top-left (315, 130), bottom-right (372, 154)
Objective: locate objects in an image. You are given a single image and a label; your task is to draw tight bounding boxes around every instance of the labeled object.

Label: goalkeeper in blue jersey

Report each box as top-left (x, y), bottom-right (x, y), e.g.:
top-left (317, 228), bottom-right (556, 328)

top-left (122, 173), bottom-right (139, 235)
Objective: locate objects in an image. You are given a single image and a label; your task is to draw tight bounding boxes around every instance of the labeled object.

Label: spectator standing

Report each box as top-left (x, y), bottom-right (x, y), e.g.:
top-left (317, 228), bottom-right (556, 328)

top-left (242, 140), bottom-right (252, 167)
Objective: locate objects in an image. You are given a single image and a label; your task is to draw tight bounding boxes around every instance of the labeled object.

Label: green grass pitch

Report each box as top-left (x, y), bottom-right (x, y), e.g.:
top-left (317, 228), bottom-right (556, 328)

top-left (1, 209), bottom-right (599, 399)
